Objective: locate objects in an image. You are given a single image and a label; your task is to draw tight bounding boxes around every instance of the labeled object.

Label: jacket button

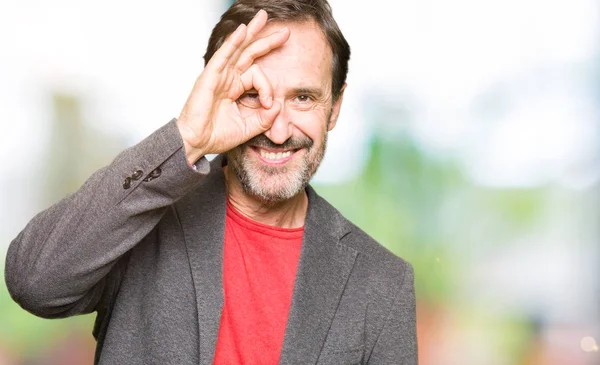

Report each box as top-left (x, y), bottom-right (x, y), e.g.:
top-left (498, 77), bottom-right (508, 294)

top-left (150, 168), bottom-right (162, 178)
top-left (132, 170), bottom-right (143, 180)
top-left (122, 177), bottom-right (132, 189)
top-left (144, 168), bottom-right (162, 182)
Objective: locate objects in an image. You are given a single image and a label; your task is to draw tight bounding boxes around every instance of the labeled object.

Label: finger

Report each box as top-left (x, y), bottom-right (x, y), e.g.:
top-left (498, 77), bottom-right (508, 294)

top-left (226, 10), bottom-right (269, 68)
top-left (240, 64), bottom-right (274, 109)
top-left (205, 23), bottom-right (247, 72)
top-left (235, 27), bottom-right (290, 72)
top-left (243, 9), bottom-right (268, 45)
top-left (246, 100), bottom-right (281, 133)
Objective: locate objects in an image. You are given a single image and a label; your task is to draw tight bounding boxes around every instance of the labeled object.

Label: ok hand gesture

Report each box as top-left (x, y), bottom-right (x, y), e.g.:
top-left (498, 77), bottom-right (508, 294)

top-left (176, 10), bottom-right (290, 164)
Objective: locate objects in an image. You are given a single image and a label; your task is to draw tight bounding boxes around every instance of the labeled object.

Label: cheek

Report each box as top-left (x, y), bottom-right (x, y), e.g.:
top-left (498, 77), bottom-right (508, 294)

top-left (288, 109), bottom-right (329, 140)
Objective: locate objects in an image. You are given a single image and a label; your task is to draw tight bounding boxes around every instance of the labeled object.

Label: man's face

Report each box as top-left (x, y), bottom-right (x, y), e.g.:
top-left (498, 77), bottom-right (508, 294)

top-left (227, 20), bottom-right (344, 203)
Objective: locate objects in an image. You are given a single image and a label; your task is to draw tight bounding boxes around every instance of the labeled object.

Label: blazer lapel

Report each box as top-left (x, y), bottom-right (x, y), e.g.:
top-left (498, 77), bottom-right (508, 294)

top-left (176, 159), bottom-right (357, 364)
top-left (279, 187), bottom-right (358, 365)
top-left (176, 155), bottom-right (227, 365)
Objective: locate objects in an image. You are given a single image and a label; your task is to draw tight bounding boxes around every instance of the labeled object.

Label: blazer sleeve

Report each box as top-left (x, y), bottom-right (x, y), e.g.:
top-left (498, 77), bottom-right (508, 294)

top-left (367, 264), bottom-right (419, 364)
top-left (4, 119), bottom-right (209, 319)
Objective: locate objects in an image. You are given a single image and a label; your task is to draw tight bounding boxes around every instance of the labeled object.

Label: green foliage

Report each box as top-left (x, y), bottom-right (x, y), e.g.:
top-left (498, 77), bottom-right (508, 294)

top-left (315, 136), bottom-right (462, 303)
top-left (315, 134), bottom-right (547, 304)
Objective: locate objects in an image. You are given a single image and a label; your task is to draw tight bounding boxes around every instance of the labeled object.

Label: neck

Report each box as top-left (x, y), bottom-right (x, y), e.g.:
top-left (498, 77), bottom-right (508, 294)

top-left (224, 166), bottom-right (308, 228)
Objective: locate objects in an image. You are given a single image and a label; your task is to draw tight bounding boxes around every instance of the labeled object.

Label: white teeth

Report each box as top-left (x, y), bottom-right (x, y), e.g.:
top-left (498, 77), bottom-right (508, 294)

top-left (259, 149), bottom-right (292, 160)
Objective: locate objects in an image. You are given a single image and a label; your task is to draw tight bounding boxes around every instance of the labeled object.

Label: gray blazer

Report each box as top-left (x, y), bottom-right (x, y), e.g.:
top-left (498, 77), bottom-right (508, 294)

top-left (5, 120), bottom-right (417, 364)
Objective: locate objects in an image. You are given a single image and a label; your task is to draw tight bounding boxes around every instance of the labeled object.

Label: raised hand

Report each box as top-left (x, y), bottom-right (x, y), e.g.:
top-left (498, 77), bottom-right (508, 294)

top-left (176, 10), bottom-right (290, 164)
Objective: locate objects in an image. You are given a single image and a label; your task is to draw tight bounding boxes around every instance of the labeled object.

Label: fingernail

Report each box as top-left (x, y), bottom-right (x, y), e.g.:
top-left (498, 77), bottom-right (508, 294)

top-left (266, 96), bottom-right (273, 108)
top-left (277, 27), bottom-right (288, 33)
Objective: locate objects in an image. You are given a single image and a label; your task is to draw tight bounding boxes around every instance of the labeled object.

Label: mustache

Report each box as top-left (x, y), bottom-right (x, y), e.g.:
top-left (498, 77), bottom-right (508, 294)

top-left (245, 134), bottom-right (313, 150)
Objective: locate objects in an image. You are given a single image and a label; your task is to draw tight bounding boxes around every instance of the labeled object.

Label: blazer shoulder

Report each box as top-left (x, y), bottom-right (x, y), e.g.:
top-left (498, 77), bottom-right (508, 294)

top-left (307, 186), bottom-right (412, 284)
top-left (343, 220), bottom-right (412, 279)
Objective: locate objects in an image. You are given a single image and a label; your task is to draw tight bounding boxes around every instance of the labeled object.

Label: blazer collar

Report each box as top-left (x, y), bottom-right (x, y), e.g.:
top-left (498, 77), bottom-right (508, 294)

top-left (176, 155), bottom-right (358, 364)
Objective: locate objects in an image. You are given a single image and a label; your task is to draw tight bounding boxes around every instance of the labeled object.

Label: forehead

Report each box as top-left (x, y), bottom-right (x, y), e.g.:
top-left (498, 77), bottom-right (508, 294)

top-left (254, 20), bottom-right (333, 89)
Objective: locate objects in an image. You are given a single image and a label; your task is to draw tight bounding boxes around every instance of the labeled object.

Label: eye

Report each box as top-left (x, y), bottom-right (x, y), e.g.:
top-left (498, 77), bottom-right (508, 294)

top-left (237, 92), bottom-right (261, 108)
top-left (296, 95), bottom-right (312, 103)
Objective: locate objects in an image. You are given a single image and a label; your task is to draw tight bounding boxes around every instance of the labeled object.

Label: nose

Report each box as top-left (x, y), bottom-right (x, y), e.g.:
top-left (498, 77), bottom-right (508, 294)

top-left (263, 103), bottom-right (293, 145)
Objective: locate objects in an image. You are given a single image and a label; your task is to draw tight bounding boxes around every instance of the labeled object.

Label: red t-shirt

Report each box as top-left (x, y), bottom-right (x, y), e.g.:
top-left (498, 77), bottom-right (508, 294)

top-left (213, 200), bottom-right (304, 365)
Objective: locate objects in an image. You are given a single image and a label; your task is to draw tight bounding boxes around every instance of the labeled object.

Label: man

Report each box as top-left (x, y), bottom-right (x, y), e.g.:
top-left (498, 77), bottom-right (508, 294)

top-left (5, 0), bottom-right (417, 364)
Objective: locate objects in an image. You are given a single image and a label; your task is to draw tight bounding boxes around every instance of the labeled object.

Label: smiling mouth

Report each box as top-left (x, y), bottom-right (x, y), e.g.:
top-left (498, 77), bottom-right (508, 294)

top-left (250, 146), bottom-right (301, 164)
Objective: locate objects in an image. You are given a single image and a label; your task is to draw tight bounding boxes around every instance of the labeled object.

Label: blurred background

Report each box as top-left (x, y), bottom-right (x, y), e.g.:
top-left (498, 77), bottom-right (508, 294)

top-left (1, 0), bottom-right (598, 364)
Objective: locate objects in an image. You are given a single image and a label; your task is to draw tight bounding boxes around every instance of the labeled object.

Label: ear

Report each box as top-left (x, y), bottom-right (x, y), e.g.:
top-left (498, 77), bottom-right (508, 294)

top-left (328, 83), bottom-right (347, 131)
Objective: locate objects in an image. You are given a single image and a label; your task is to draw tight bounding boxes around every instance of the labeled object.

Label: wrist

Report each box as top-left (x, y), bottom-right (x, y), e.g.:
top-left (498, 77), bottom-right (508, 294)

top-left (176, 119), bottom-right (208, 166)
top-left (182, 140), bottom-right (206, 167)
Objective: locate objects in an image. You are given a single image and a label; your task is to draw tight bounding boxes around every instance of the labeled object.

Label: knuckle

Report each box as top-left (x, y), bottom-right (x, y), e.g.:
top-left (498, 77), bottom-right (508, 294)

top-left (237, 56), bottom-right (251, 70)
top-left (245, 47), bottom-right (259, 62)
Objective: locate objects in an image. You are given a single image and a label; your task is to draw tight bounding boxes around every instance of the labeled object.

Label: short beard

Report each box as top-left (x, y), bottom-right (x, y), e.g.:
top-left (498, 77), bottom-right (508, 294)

top-left (227, 132), bottom-right (328, 204)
